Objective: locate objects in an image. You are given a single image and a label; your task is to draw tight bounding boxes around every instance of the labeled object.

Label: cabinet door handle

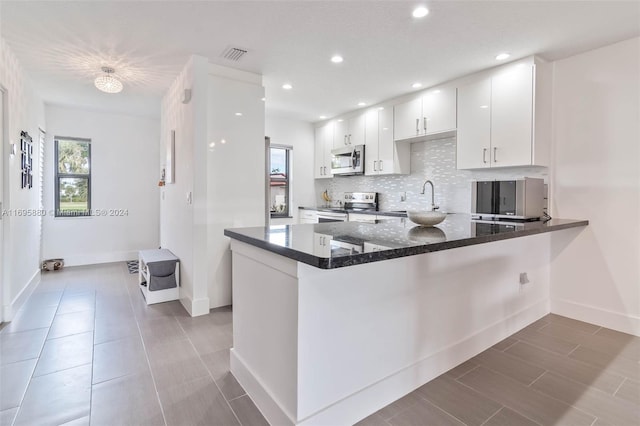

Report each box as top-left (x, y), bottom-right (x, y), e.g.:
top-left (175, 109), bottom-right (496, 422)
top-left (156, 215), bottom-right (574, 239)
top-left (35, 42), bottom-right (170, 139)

top-left (344, 135), bottom-right (347, 145)
top-left (423, 117), bottom-right (427, 132)
top-left (373, 160), bottom-right (377, 171)
top-left (416, 118), bottom-right (420, 134)
top-left (483, 148), bottom-right (487, 164)
top-left (324, 166), bottom-right (327, 175)
top-left (348, 134), bottom-right (352, 144)
top-left (493, 147), bottom-right (497, 162)
top-left (379, 160), bottom-right (383, 171)
top-left (320, 166), bottom-right (323, 175)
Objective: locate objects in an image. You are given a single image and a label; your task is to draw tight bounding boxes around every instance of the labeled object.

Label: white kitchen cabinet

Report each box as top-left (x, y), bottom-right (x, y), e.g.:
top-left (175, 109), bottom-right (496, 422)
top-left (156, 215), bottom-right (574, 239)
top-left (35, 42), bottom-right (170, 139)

top-left (333, 114), bottom-right (366, 148)
top-left (393, 87), bottom-right (457, 141)
top-left (348, 213), bottom-right (377, 223)
top-left (299, 209), bottom-right (318, 224)
top-left (314, 123), bottom-right (334, 179)
top-left (365, 106), bottom-right (410, 176)
top-left (456, 59), bottom-right (550, 169)
top-left (313, 233), bottom-right (332, 257)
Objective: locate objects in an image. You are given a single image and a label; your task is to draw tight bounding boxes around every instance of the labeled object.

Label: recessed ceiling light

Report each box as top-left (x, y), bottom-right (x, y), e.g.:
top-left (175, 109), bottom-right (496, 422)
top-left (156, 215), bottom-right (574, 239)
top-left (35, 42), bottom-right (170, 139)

top-left (261, 97), bottom-right (266, 101)
top-left (282, 83), bottom-right (293, 90)
top-left (209, 142), bottom-right (215, 148)
top-left (480, 105), bottom-right (489, 109)
top-left (357, 102), bottom-right (367, 107)
top-left (378, 107), bottom-right (384, 110)
top-left (496, 53), bottom-right (510, 60)
top-left (221, 139), bottom-right (227, 144)
top-left (319, 115), bottom-right (327, 119)
top-left (337, 119), bottom-right (344, 122)
top-left (235, 112), bottom-right (243, 116)
top-left (412, 82), bottom-right (423, 89)
top-left (412, 6), bottom-right (429, 18)
top-left (433, 89), bottom-right (441, 94)
top-left (331, 55), bottom-right (344, 63)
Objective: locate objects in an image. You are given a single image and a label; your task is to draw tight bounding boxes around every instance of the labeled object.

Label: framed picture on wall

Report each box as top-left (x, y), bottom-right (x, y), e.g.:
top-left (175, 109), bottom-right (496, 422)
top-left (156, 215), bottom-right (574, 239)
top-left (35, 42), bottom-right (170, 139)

top-left (166, 130), bottom-right (175, 183)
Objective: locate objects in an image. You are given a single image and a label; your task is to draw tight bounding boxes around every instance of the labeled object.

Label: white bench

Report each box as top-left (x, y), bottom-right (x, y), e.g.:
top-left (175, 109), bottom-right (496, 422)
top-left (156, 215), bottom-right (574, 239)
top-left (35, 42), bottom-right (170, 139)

top-left (138, 249), bottom-right (180, 305)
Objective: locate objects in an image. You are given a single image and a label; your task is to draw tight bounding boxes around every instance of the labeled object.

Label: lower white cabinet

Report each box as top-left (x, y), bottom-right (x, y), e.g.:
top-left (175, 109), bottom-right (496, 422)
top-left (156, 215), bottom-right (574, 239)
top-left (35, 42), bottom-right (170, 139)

top-left (313, 233), bottom-right (332, 256)
top-left (348, 213), bottom-right (377, 223)
top-left (299, 209), bottom-right (318, 224)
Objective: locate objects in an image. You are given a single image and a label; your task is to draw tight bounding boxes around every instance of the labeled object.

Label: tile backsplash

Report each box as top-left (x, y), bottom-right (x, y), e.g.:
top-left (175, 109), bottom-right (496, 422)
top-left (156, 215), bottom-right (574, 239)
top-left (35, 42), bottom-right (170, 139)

top-left (314, 136), bottom-right (548, 213)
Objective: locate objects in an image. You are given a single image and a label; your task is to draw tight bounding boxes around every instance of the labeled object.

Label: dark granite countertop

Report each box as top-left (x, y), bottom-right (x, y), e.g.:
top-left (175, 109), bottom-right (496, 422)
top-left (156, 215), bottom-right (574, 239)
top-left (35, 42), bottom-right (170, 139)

top-left (299, 206), bottom-right (408, 217)
top-left (224, 214), bottom-right (588, 269)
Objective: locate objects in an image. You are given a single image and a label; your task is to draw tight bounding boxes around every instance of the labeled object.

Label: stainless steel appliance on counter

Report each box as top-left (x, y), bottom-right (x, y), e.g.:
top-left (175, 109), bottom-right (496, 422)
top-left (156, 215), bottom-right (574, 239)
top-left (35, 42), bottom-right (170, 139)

top-left (331, 145), bottom-right (365, 175)
top-left (314, 192), bottom-right (378, 223)
top-left (471, 177), bottom-right (545, 220)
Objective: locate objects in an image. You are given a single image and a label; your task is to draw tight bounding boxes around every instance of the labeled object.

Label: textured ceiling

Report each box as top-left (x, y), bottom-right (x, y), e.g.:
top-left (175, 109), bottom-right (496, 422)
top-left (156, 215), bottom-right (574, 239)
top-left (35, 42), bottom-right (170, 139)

top-left (1, 1), bottom-right (639, 120)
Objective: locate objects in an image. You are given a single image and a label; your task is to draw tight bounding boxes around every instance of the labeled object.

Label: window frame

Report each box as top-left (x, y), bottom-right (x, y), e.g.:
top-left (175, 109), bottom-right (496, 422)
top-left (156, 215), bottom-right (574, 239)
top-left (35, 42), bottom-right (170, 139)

top-left (54, 137), bottom-right (92, 217)
top-left (269, 144), bottom-right (292, 219)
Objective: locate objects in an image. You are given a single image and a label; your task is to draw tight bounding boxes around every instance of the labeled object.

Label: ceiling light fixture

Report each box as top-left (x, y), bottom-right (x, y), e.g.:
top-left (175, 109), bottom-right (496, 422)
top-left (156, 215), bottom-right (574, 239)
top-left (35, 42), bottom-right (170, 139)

top-left (412, 82), bottom-right (423, 89)
top-left (282, 83), bottom-right (293, 90)
top-left (319, 115), bottom-right (327, 119)
top-left (412, 6), bottom-right (429, 18)
top-left (235, 112), bottom-right (243, 116)
top-left (495, 53), bottom-right (510, 60)
top-left (357, 102), bottom-right (367, 107)
top-left (331, 55), bottom-right (344, 63)
top-left (94, 66), bottom-right (123, 94)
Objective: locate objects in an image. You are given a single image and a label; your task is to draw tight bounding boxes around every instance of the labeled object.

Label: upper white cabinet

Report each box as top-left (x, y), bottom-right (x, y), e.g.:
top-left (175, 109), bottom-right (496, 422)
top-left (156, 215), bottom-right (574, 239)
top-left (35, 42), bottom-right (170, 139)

top-left (333, 114), bottom-right (366, 148)
top-left (365, 106), bottom-right (410, 176)
top-left (456, 59), bottom-right (551, 169)
top-left (393, 87), bottom-right (457, 141)
top-left (314, 123), bottom-right (334, 179)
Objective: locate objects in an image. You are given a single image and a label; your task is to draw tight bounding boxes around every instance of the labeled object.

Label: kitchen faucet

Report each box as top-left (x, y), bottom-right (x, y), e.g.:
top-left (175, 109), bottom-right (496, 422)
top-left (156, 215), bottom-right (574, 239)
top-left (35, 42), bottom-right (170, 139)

top-left (420, 180), bottom-right (440, 211)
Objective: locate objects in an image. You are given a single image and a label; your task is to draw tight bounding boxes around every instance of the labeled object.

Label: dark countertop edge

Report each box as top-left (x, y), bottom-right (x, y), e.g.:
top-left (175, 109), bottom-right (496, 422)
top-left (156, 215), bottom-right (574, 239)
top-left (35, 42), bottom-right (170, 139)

top-left (224, 220), bottom-right (589, 270)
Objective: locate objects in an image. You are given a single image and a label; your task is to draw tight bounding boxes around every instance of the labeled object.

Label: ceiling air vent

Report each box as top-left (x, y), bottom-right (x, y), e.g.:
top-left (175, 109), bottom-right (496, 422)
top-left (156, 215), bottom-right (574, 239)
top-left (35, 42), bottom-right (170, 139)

top-left (221, 46), bottom-right (248, 61)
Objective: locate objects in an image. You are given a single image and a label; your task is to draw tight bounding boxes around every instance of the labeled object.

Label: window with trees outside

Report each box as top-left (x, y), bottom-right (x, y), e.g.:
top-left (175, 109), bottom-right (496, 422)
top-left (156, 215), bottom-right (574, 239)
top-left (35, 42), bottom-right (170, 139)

top-left (55, 137), bottom-right (91, 217)
top-left (270, 145), bottom-right (291, 218)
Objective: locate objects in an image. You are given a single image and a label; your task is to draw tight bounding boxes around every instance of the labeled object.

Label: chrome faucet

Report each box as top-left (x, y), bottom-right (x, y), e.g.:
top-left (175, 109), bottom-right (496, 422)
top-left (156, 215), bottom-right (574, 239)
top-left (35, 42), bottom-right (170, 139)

top-left (420, 179), bottom-right (440, 211)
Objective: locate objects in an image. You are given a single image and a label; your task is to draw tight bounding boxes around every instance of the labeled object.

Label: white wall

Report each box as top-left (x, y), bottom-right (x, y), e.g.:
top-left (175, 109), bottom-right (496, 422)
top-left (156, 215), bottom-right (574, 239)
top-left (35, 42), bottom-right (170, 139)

top-left (550, 37), bottom-right (640, 335)
top-left (42, 105), bottom-right (160, 266)
top-left (0, 37), bottom-right (46, 320)
top-left (266, 114), bottom-right (315, 225)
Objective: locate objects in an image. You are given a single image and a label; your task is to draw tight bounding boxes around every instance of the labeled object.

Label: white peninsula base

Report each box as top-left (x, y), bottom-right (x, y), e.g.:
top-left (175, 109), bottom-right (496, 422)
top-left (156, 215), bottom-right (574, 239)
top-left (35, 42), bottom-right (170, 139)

top-left (229, 232), bottom-right (553, 426)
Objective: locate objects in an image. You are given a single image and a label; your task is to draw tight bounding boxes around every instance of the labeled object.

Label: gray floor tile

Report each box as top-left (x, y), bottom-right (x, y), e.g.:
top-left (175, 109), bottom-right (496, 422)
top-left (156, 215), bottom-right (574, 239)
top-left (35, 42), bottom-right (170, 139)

top-left (228, 395), bottom-right (269, 426)
top-left (445, 360), bottom-right (478, 379)
top-left (18, 290), bottom-right (63, 311)
top-left (355, 412), bottom-right (390, 426)
top-left (1, 306), bottom-right (57, 334)
top-left (56, 291), bottom-right (95, 315)
top-left (615, 379), bottom-right (640, 404)
top-left (513, 327), bottom-right (579, 355)
top-left (217, 372), bottom-right (246, 401)
top-left (92, 336), bottom-right (149, 384)
top-left (492, 336), bottom-right (518, 351)
top-left (0, 408), bottom-right (18, 426)
top-left (387, 397), bottom-right (465, 426)
top-left (375, 391), bottom-right (423, 421)
top-left (146, 338), bottom-right (210, 390)
top-left (159, 375), bottom-right (240, 426)
top-left (483, 407), bottom-right (539, 426)
top-left (569, 345), bottom-right (640, 379)
top-left (416, 375), bottom-right (501, 426)
top-left (59, 415), bottom-right (90, 425)
top-left (471, 348), bottom-right (545, 385)
top-left (47, 310), bottom-right (95, 339)
top-left (505, 341), bottom-right (625, 394)
top-left (138, 316), bottom-right (186, 350)
top-left (94, 314), bottom-right (140, 344)
top-left (0, 328), bottom-right (48, 365)
top-left (545, 314), bottom-right (601, 334)
top-left (33, 332), bottom-right (93, 377)
top-left (531, 371), bottom-right (640, 426)
top-left (14, 364), bottom-right (91, 426)
top-left (0, 359), bottom-right (37, 411)
top-left (91, 372), bottom-right (164, 426)
top-left (200, 348), bottom-right (230, 381)
top-left (185, 326), bottom-right (233, 356)
top-left (457, 366), bottom-right (595, 426)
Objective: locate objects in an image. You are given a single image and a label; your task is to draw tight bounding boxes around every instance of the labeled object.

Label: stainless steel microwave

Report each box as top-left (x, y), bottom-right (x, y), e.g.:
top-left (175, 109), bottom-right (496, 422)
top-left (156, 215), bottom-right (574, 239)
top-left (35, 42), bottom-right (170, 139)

top-left (471, 178), bottom-right (544, 220)
top-left (331, 145), bottom-right (365, 176)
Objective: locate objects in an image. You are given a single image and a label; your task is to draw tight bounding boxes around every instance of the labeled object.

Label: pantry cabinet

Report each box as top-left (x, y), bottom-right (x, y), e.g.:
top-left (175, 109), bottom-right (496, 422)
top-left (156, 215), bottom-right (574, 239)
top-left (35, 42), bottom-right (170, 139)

top-left (364, 106), bottom-right (410, 176)
top-left (333, 114), bottom-right (366, 149)
top-left (314, 123), bottom-right (334, 179)
top-left (393, 87), bottom-right (457, 141)
top-left (456, 59), bottom-right (551, 169)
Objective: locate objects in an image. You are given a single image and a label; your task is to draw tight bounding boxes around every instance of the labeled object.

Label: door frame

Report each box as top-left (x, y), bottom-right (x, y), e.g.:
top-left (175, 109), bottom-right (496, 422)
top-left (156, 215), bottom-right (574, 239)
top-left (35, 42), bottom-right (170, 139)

top-left (0, 86), bottom-right (7, 322)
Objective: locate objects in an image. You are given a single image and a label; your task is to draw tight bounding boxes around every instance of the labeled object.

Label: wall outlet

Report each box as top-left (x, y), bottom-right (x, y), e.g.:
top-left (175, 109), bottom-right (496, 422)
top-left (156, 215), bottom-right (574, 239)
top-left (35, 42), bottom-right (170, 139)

top-left (519, 272), bottom-right (530, 285)
top-left (400, 192), bottom-right (407, 202)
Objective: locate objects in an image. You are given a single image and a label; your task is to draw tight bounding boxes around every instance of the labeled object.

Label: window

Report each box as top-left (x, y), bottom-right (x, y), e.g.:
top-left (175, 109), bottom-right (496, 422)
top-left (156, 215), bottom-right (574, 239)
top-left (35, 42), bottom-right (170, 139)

top-left (269, 145), bottom-right (291, 218)
top-left (55, 137), bottom-right (91, 217)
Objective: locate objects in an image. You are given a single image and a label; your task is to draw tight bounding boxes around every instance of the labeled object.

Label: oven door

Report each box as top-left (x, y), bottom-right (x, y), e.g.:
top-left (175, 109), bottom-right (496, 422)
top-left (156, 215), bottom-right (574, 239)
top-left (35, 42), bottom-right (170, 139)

top-left (317, 211), bottom-right (348, 223)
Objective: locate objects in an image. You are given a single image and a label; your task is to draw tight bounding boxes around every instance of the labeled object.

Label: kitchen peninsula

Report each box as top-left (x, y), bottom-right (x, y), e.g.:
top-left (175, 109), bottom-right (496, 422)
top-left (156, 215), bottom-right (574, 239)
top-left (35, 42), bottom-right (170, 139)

top-left (224, 215), bottom-right (588, 426)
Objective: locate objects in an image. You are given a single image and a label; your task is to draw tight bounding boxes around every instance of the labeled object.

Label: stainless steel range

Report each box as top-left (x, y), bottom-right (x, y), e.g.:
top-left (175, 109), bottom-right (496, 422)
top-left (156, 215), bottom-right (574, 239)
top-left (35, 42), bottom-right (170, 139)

top-left (316, 192), bottom-right (378, 223)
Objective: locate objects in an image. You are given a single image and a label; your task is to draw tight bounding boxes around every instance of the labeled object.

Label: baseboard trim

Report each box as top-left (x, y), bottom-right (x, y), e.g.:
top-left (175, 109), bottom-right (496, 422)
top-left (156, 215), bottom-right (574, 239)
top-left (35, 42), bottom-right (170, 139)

top-left (232, 300), bottom-right (549, 425)
top-left (178, 291), bottom-right (210, 318)
top-left (60, 250), bottom-right (138, 267)
top-left (3, 269), bottom-right (41, 322)
top-left (551, 298), bottom-right (640, 336)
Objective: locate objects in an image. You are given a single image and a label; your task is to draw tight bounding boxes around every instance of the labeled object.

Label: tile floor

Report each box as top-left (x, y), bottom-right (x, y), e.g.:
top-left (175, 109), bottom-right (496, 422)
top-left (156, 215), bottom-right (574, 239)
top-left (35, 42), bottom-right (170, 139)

top-left (1, 262), bottom-right (638, 426)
